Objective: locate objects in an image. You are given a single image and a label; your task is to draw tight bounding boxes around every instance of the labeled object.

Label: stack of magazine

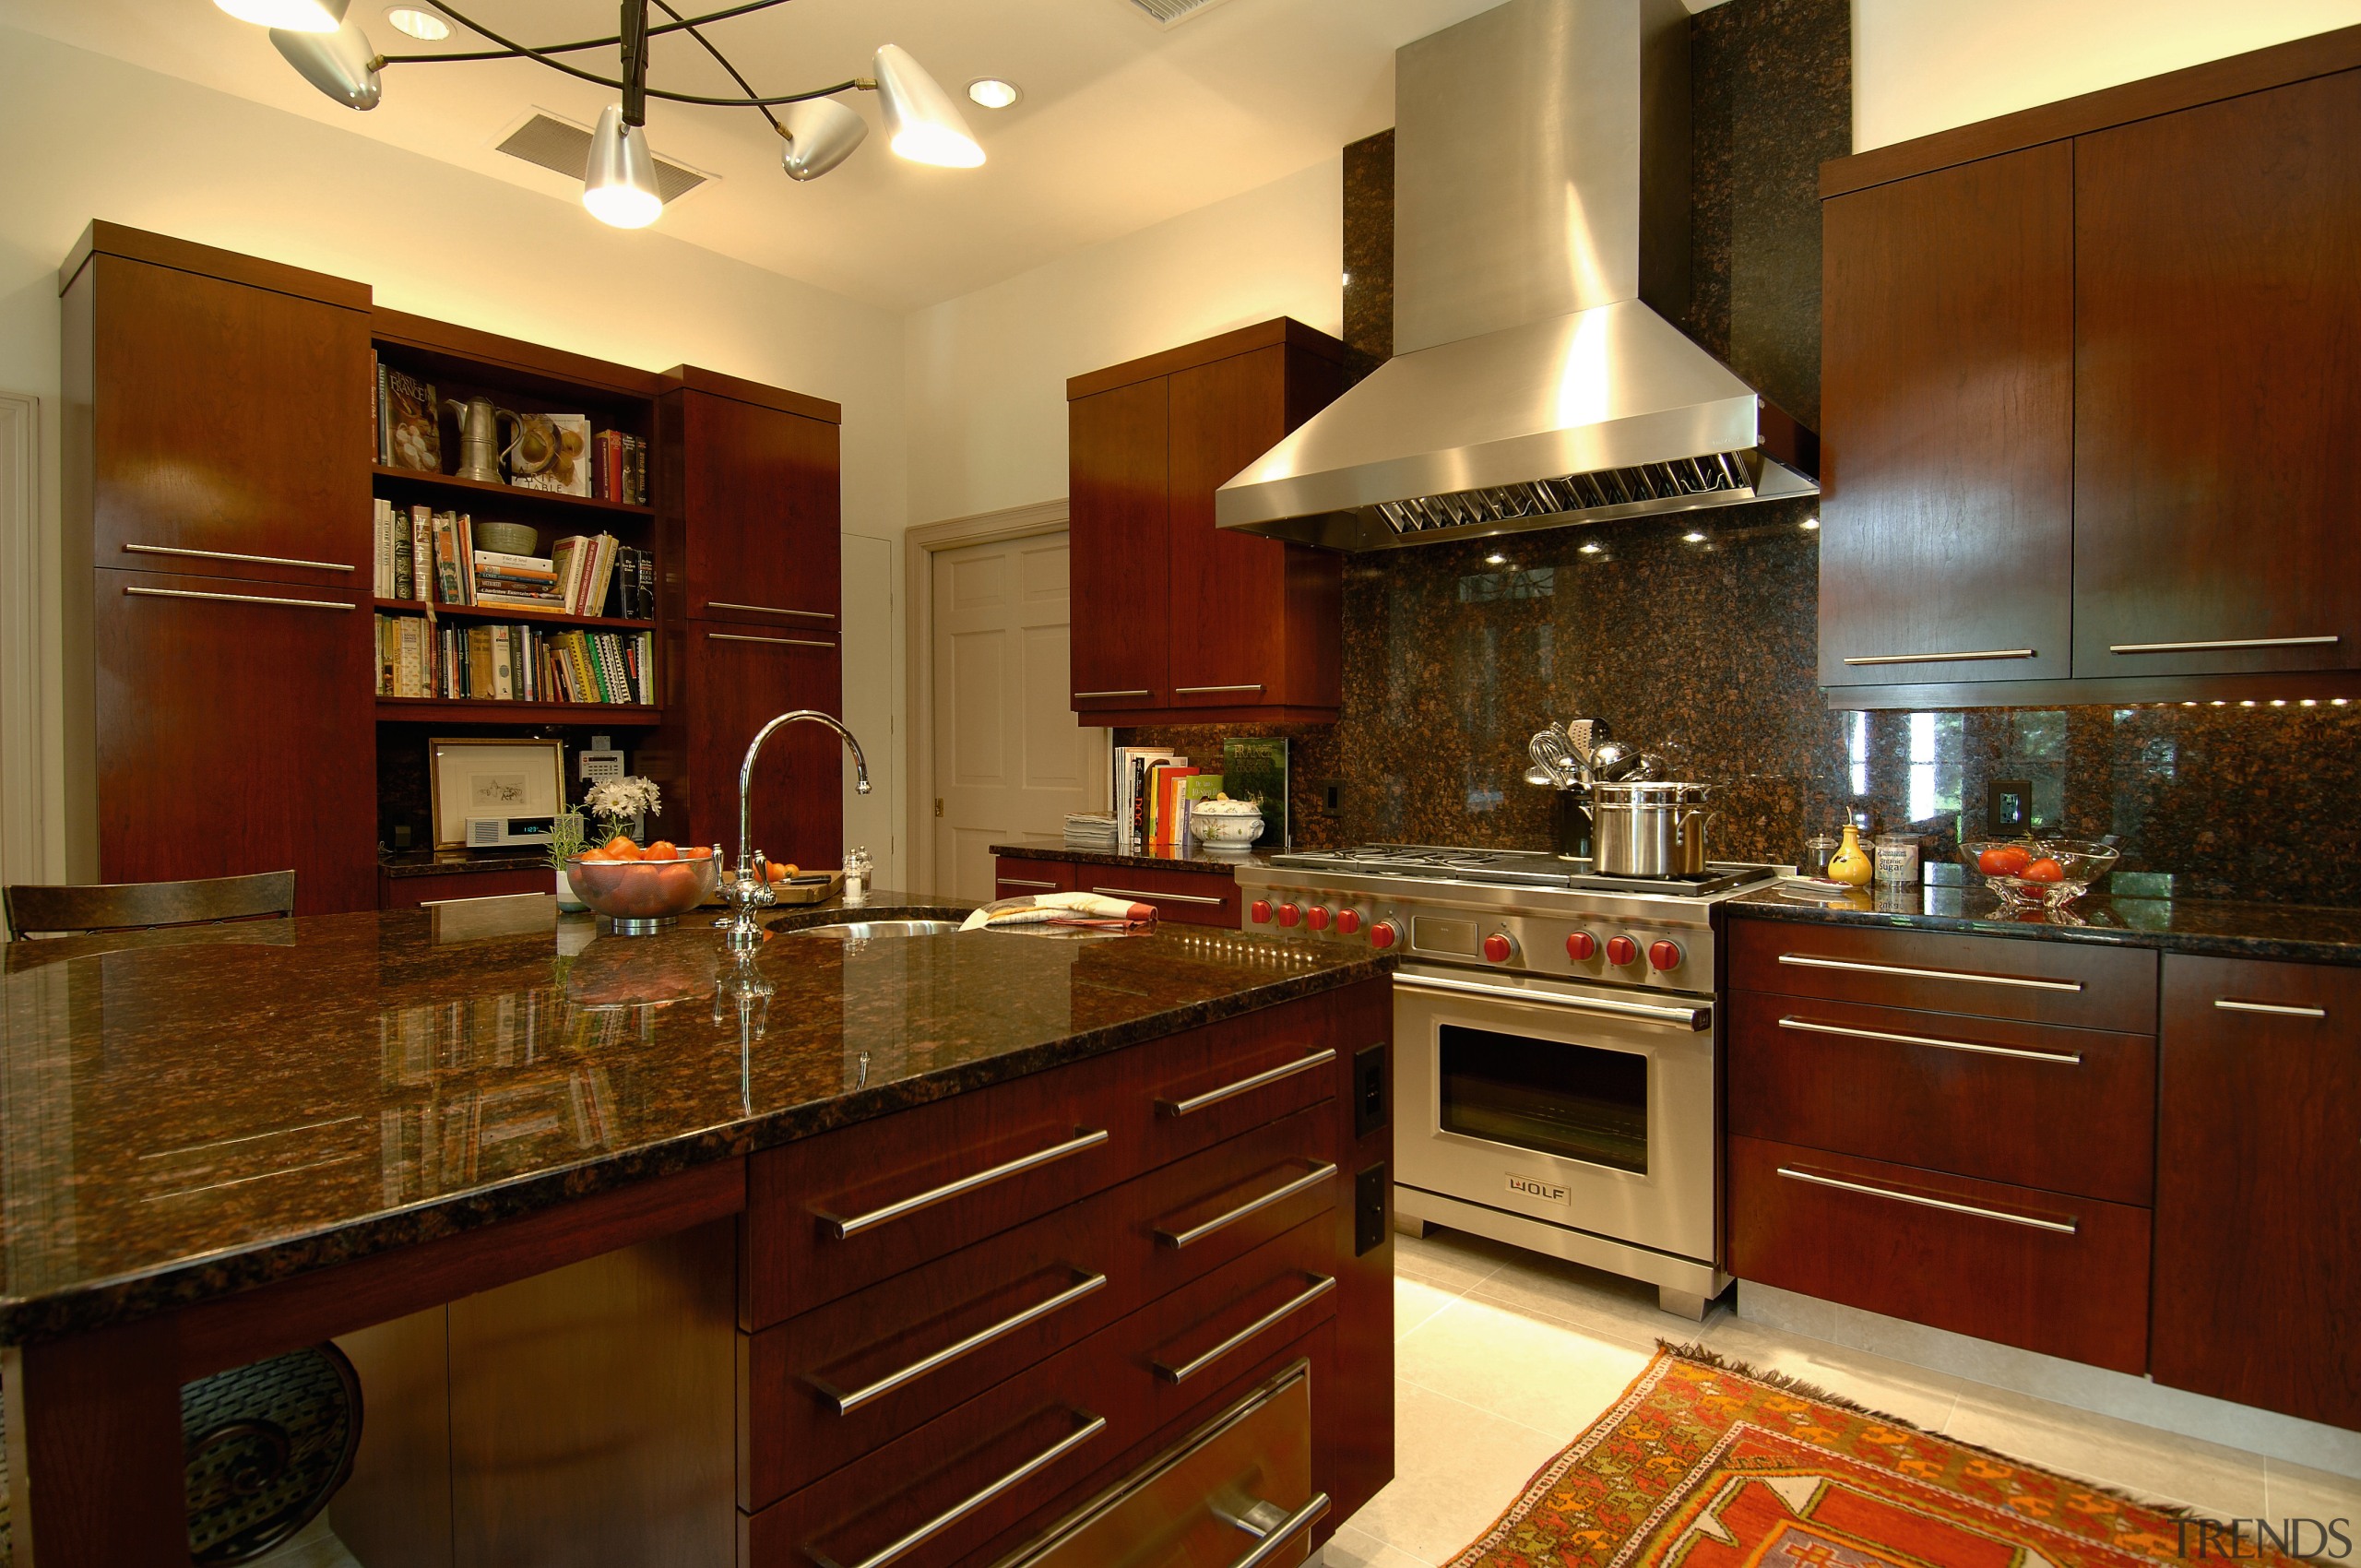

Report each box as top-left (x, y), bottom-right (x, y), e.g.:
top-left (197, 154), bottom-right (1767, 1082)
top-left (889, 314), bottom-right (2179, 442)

top-left (1063, 814), bottom-right (1120, 851)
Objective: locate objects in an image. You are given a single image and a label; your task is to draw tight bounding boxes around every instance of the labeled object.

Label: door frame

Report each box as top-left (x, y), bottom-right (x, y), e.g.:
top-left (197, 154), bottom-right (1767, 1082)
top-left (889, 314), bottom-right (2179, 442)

top-left (902, 499), bottom-right (1103, 899)
top-left (0, 391), bottom-right (44, 889)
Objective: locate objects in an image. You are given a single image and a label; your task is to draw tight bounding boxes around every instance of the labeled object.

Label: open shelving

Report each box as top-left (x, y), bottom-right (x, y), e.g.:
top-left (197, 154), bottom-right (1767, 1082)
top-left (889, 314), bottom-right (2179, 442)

top-left (370, 465), bottom-right (655, 517)
top-left (372, 598), bottom-right (655, 633)
top-left (374, 697), bottom-right (661, 726)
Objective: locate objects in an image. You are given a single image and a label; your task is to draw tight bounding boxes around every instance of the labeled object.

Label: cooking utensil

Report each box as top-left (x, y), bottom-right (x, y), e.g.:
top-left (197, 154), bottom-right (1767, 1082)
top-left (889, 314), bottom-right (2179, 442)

top-left (1588, 739), bottom-right (1641, 782)
top-left (1592, 781), bottom-right (1715, 876)
top-left (1528, 731), bottom-right (1584, 787)
top-left (1524, 765), bottom-right (1559, 787)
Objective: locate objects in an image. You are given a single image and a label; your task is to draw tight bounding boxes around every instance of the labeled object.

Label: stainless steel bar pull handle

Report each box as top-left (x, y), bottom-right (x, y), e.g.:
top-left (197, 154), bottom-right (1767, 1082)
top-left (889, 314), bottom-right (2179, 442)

top-left (1092, 885), bottom-right (1226, 907)
top-left (1173, 683), bottom-right (1265, 695)
top-left (708, 631), bottom-right (836, 649)
top-left (1776, 1166), bottom-right (2079, 1234)
top-left (1394, 971), bottom-right (1712, 1029)
top-left (1777, 1016), bottom-right (2082, 1065)
top-left (1155, 1161), bottom-right (1336, 1249)
top-left (806, 1412), bottom-right (1107, 1568)
top-left (1153, 1274), bottom-right (1335, 1384)
top-left (2110, 635), bottom-right (2339, 654)
top-left (706, 600), bottom-right (835, 621)
top-left (1841, 648), bottom-right (2035, 666)
top-left (1157, 1049), bottom-right (1336, 1117)
top-left (996, 877), bottom-right (1060, 890)
top-left (2214, 998), bottom-right (2329, 1019)
top-left (812, 1270), bottom-right (1109, 1413)
top-left (124, 586), bottom-right (355, 612)
top-left (123, 542), bottom-right (355, 572)
top-left (1223, 1493), bottom-right (1332, 1568)
top-left (818, 1129), bottom-right (1109, 1238)
top-left (1775, 953), bottom-right (2082, 992)
top-left (1072, 689), bottom-right (1152, 700)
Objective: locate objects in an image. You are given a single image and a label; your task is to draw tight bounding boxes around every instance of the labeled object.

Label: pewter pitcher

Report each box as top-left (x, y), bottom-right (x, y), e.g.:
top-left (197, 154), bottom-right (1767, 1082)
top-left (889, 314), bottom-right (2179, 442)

top-left (442, 396), bottom-right (519, 483)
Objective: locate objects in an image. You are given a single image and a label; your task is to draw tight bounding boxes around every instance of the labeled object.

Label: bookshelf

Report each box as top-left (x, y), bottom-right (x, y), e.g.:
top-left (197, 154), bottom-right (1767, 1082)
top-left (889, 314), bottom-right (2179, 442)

top-left (372, 599), bottom-right (655, 632)
top-left (374, 697), bottom-right (661, 726)
top-left (370, 466), bottom-right (656, 518)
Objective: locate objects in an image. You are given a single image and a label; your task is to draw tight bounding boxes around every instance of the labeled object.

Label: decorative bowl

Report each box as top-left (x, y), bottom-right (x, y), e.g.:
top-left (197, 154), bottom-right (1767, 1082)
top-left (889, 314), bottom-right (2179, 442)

top-left (1191, 803), bottom-right (1265, 847)
top-left (564, 851), bottom-right (720, 932)
top-left (1956, 838), bottom-right (2118, 910)
top-left (476, 521), bottom-right (539, 556)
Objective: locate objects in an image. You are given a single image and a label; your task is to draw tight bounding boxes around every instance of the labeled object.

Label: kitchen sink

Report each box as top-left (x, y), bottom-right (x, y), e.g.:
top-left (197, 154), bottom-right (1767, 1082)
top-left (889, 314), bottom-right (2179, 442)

top-left (784, 919), bottom-right (967, 940)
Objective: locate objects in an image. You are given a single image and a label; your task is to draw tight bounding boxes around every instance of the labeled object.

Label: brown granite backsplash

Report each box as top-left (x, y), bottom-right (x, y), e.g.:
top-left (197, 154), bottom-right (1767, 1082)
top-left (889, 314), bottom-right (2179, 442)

top-left (1121, 506), bottom-right (2361, 908)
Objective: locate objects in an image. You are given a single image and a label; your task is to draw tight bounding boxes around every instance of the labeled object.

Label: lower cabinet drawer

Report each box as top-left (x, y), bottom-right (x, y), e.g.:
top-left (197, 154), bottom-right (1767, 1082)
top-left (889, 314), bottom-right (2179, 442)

top-left (1012, 1362), bottom-right (1320, 1568)
top-left (1727, 991), bottom-right (2157, 1204)
top-left (742, 1107), bottom-right (1342, 1508)
top-left (1726, 1134), bottom-right (2152, 1373)
top-left (742, 1218), bottom-right (1340, 1568)
top-left (1077, 866), bottom-right (1241, 929)
top-left (1727, 917), bottom-right (2157, 1033)
top-left (994, 858), bottom-right (1076, 897)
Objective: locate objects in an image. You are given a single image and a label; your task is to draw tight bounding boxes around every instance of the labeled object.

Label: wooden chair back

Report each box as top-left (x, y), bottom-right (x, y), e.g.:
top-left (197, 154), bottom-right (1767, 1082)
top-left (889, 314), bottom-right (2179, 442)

top-left (4, 870), bottom-right (298, 940)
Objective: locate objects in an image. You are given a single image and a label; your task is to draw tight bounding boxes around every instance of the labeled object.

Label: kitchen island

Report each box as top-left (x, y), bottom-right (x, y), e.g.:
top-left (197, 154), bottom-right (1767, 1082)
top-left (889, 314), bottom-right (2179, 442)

top-left (0, 893), bottom-right (1394, 1566)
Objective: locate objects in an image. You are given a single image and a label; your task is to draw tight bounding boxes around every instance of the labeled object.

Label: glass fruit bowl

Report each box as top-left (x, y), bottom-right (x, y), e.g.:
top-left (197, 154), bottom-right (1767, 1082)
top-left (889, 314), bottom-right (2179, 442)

top-left (564, 850), bottom-right (720, 932)
top-left (1956, 838), bottom-right (2118, 910)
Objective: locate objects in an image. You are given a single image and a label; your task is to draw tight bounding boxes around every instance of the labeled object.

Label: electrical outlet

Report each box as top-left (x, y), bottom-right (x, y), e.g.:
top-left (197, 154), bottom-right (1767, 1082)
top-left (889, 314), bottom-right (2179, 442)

top-left (1318, 778), bottom-right (1345, 815)
top-left (1355, 1163), bottom-right (1389, 1256)
top-left (1353, 1042), bottom-right (1389, 1138)
top-left (1987, 778), bottom-right (2034, 836)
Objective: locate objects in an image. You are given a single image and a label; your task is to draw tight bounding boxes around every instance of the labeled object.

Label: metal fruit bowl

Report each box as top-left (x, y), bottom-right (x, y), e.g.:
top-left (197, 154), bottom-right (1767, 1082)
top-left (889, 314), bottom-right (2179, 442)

top-left (1956, 838), bottom-right (2118, 909)
top-left (564, 853), bottom-right (721, 931)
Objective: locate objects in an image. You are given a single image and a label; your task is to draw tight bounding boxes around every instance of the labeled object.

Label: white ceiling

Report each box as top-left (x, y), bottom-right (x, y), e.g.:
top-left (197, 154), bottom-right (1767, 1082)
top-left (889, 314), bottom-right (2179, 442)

top-left (4, 0), bottom-right (1504, 309)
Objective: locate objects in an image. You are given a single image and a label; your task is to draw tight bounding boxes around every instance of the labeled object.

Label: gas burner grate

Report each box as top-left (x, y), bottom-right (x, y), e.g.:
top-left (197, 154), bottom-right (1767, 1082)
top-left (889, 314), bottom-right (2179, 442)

top-left (1561, 863), bottom-right (1781, 897)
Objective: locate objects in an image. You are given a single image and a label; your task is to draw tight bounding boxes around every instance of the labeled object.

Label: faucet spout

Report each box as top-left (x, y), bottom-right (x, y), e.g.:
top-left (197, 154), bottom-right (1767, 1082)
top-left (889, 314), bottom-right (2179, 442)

top-left (718, 713), bottom-right (878, 954)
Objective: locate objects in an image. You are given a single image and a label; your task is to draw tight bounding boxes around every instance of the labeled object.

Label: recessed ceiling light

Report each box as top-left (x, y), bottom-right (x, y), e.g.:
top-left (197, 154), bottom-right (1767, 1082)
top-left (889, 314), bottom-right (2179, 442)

top-left (967, 77), bottom-right (1021, 109)
top-left (386, 4), bottom-right (450, 39)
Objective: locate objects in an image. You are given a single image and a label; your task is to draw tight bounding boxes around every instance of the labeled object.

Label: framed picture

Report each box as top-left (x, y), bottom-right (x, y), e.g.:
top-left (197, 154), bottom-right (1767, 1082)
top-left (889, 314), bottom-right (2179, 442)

top-left (430, 737), bottom-right (566, 850)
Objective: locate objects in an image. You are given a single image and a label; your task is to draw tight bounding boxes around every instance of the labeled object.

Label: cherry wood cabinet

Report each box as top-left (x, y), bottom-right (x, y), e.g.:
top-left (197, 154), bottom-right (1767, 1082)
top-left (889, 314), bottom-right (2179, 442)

top-left (1067, 321), bottom-right (1350, 726)
top-left (666, 623), bottom-right (842, 871)
top-left (1818, 144), bottom-right (2072, 687)
top-left (992, 854), bottom-right (1240, 929)
top-left (2071, 71), bottom-right (2361, 681)
top-left (660, 374), bottom-right (842, 632)
top-left (2152, 956), bottom-right (2361, 1430)
top-left (1817, 31), bottom-right (2361, 706)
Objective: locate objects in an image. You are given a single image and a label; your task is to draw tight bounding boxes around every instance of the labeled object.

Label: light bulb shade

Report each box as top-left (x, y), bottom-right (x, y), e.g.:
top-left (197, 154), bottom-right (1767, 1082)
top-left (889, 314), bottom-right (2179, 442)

top-left (584, 104), bottom-right (664, 229)
top-left (271, 18), bottom-right (381, 109)
top-left (872, 44), bottom-right (984, 168)
top-left (778, 97), bottom-right (869, 182)
top-left (218, 0), bottom-right (346, 30)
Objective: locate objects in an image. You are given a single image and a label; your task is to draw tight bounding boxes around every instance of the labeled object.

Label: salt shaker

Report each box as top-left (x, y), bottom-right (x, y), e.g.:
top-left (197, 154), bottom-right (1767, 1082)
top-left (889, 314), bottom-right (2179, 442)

top-left (842, 845), bottom-right (872, 905)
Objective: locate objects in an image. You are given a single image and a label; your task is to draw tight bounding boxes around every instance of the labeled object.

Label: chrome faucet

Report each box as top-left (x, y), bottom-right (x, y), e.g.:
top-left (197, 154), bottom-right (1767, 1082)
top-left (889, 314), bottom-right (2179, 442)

top-left (718, 710), bottom-right (872, 951)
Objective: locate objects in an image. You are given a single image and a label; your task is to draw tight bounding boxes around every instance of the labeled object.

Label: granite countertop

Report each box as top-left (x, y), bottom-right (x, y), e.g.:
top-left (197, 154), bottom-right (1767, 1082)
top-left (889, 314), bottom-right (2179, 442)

top-left (1727, 881), bottom-right (2361, 966)
top-left (992, 837), bottom-right (1276, 873)
top-left (379, 848), bottom-right (552, 879)
top-left (0, 889), bottom-right (1389, 1344)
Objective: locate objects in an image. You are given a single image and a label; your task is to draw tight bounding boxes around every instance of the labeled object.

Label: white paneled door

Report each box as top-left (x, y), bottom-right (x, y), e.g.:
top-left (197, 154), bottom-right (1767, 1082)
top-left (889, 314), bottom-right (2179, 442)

top-left (931, 532), bottom-right (1106, 903)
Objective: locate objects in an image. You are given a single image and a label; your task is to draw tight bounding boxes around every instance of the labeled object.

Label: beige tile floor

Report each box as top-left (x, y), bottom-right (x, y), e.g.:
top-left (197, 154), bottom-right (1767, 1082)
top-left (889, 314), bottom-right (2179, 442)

top-left (1320, 1225), bottom-right (2361, 1568)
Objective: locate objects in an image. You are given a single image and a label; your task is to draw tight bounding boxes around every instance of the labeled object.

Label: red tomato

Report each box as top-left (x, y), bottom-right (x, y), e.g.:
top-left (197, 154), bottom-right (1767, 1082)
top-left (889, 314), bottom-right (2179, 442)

top-left (2022, 857), bottom-right (2067, 883)
top-left (1979, 845), bottom-right (2034, 876)
top-left (602, 835), bottom-right (642, 860)
top-left (645, 839), bottom-right (679, 861)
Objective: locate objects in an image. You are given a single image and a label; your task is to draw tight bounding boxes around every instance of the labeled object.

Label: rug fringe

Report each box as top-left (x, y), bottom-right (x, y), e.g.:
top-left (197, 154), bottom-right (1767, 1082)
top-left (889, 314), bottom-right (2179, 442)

top-left (1654, 1338), bottom-right (2342, 1564)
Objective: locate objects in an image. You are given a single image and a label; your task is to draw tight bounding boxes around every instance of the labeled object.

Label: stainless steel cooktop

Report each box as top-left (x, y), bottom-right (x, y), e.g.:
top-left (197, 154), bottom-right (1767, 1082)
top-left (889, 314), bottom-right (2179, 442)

top-left (1265, 844), bottom-right (1779, 899)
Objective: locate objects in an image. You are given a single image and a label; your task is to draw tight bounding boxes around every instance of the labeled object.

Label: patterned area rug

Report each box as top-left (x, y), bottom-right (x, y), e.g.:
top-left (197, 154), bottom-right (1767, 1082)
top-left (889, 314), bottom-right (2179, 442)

top-left (1447, 1344), bottom-right (2314, 1568)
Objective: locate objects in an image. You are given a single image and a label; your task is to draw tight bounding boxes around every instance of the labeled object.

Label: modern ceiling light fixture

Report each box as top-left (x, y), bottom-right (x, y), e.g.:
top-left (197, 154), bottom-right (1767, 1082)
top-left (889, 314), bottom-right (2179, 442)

top-left (384, 6), bottom-right (452, 41)
top-left (967, 77), bottom-right (1020, 109)
top-left (218, 0), bottom-right (346, 31)
top-left (219, 0), bottom-right (985, 226)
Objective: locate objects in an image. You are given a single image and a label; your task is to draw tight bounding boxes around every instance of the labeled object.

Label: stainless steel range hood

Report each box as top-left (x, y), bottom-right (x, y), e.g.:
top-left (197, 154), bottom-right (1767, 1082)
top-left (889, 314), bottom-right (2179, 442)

top-left (1216, 0), bottom-right (1817, 552)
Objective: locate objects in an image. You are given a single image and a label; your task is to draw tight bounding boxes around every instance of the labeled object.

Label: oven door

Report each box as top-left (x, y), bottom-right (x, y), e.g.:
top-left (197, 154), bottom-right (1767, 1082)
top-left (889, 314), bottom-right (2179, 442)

top-left (1393, 964), bottom-right (1718, 1265)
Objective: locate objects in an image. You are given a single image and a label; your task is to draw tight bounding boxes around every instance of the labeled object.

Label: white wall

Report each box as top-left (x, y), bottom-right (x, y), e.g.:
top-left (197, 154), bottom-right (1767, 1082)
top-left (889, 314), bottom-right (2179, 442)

top-left (0, 25), bottom-right (906, 882)
top-left (901, 156), bottom-right (1345, 529)
top-left (1853, 0), bottom-right (2361, 151)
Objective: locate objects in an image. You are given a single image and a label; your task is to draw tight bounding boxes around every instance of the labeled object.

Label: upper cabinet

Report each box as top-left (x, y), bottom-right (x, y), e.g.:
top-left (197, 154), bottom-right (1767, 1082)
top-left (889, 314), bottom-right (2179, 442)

top-left (1067, 321), bottom-right (1349, 725)
top-left (2072, 71), bottom-right (2361, 680)
top-left (1819, 144), bottom-right (2074, 686)
top-left (1817, 31), bottom-right (2361, 704)
top-left (65, 229), bottom-right (374, 588)
top-left (662, 373), bottom-right (842, 632)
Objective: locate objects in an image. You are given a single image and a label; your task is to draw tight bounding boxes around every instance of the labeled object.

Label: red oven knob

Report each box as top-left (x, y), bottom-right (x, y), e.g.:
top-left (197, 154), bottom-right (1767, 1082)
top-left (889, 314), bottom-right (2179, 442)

top-left (1565, 931), bottom-right (1597, 961)
top-left (1307, 905), bottom-right (1332, 932)
top-left (1277, 902), bottom-right (1302, 928)
top-left (1336, 909), bottom-right (1363, 935)
top-left (1606, 935), bottom-right (1639, 966)
top-left (1648, 940), bottom-right (1683, 972)
top-left (1482, 932), bottom-right (1516, 964)
top-left (1250, 899), bottom-right (1274, 925)
top-left (1369, 920), bottom-right (1402, 950)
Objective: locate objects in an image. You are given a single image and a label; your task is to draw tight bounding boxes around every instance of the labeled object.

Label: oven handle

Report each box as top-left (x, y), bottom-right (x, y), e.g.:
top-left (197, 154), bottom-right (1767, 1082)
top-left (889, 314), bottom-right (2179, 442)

top-left (1394, 972), bottom-right (1712, 1031)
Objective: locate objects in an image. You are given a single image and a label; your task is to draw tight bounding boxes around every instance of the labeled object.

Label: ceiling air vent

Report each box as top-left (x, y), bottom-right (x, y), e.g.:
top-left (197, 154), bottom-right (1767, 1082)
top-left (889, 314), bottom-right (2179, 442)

top-left (493, 110), bottom-right (712, 205)
top-left (1123, 0), bottom-right (1241, 27)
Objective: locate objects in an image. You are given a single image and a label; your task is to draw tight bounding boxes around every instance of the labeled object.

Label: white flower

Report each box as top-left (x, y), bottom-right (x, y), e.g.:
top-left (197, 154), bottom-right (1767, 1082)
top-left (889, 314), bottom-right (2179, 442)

top-left (584, 775), bottom-right (661, 820)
